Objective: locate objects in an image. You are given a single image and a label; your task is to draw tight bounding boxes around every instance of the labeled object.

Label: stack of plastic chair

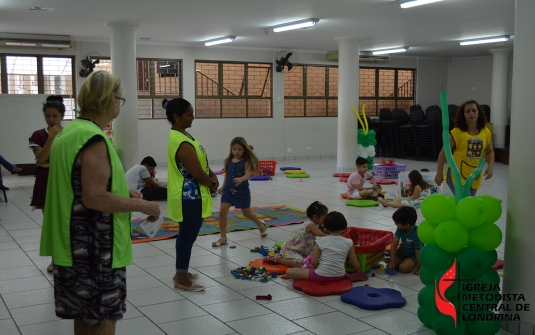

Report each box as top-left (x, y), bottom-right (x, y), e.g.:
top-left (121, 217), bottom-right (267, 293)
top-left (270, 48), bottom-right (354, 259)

top-left (416, 109), bottom-right (442, 161)
top-left (448, 104), bottom-right (458, 131)
top-left (0, 174), bottom-right (7, 202)
top-left (392, 108), bottom-right (410, 125)
top-left (480, 104), bottom-right (491, 122)
top-left (409, 104), bottom-right (423, 114)
top-left (399, 110), bottom-right (425, 160)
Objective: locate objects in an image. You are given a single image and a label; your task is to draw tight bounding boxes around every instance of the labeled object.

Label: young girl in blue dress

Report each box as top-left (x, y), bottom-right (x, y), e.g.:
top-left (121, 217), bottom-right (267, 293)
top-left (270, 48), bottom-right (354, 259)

top-left (213, 137), bottom-right (267, 247)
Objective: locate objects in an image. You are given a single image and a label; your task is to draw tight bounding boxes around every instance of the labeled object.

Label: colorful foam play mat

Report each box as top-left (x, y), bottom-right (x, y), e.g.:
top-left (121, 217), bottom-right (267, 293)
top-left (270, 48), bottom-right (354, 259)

top-left (132, 205), bottom-right (307, 244)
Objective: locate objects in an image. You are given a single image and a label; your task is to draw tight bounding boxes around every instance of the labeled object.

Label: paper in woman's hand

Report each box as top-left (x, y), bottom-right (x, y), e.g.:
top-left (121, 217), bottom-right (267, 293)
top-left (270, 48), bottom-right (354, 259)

top-left (139, 216), bottom-right (164, 238)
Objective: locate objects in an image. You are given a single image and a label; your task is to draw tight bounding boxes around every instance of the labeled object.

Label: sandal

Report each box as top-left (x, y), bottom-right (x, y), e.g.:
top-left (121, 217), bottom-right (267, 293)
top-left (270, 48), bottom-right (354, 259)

top-left (174, 282), bottom-right (205, 292)
top-left (173, 273), bottom-right (199, 283)
top-left (212, 238), bottom-right (228, 247)
top-left (259, 220), bottom-right (268, 238)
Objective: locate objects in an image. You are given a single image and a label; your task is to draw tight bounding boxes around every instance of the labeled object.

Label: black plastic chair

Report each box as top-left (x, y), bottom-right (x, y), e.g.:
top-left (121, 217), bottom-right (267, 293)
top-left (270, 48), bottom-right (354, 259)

top-left (481, 104), bottom-right (491, 122)
top-left (379, 108), bottom-right (393, 121)
top-left (448, 104), bottom-right (458, 130)
top-left (392, 108), bottom-right (409, 125)
top-left (380, 121), bottom-right (400, 158)
top-left (410, 104), bottom-right (423, 113)
top-left (399, 110), bottom-right (425, 160)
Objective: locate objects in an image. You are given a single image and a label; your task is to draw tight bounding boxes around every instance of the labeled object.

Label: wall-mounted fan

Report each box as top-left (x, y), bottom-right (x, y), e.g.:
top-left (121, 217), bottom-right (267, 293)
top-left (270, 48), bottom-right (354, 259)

top-left (79, 52), bottom-right (102, 78)
top-left (275, 49), bottom-right (299, 72)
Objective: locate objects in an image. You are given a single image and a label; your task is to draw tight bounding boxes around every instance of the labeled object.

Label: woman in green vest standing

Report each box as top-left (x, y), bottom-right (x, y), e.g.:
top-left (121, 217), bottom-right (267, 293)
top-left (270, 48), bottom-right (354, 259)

top-left (40, 71), bottom-right (160, 335)
top-left (164, 98), bottom-right (219, 292)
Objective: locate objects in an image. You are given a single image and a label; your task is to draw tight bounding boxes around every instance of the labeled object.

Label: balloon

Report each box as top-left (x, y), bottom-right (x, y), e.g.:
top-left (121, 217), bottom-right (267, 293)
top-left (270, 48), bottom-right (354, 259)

top-left (468, 222), bottom-right (503, 251)
top-left (419, 266), bottom-right (439, 286)
top-left (433, 314), bottom-right (466, 335)
top-left (465, 311), bottom-right (501, 335)
top-left (455, 197), bottom-right (488, 228)
top-left (477, 195), bottom-right (502, 222)
top-left (358, 129), bottom-right (365, 141)
top-left (419, 244), bottom-right (454, 271)
top-left (421, 194), bottom-right (456, 225)
top-left (370, 138), bottom-right (377, 146)
top-left (417, 285), bottom-right (437, 311)
top-left (435, 220), bottom-right (468, 253)
top-left (477, 267), bottom-right (500, 286)
top-left (445, 195), bottom-right (456, 205)
top-left (417, 307), bottom-right (439, 329)
top-left (418, 220), bottom-right (436, 244)
top-left (456, 247), bottom-right (488, 278)
top-left (368, 129), bottom-right (376, 139)
top-left (483, 250), bottom-right (498, 267)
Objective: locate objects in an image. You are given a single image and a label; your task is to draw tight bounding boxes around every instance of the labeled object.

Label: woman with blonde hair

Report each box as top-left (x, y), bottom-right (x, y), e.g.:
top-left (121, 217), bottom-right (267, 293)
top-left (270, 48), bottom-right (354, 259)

top-left (40, 70), bottom-right (160, 335)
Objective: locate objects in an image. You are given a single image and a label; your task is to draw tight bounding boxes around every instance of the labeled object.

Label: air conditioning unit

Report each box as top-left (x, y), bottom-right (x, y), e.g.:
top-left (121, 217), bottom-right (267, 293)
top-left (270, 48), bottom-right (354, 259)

top-left (327, 50), bottom-right (391, 62)
top-left (0, 33), bottom-right (72, 49)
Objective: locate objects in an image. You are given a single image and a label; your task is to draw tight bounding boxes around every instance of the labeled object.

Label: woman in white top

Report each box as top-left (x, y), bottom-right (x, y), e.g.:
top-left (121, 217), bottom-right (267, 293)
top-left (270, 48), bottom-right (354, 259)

top-left (286, 212), bottom-right (360, 282)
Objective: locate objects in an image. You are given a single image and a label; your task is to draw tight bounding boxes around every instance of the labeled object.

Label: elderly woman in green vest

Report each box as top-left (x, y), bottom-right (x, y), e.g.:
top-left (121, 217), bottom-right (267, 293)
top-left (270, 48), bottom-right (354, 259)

top-left (164, 98), bottom-right (219, 292)
top-left (40, 71), bottom-right (160, 335)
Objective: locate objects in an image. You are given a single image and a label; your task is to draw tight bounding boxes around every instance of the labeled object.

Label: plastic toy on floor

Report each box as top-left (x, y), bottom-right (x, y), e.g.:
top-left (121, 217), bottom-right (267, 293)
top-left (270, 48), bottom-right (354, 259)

top-left (248, 257), bottom-right (289, 275)
top-left (231, 266), bottom-right (277, 282)
top-left (293, 279), bottom-right (352, 296)
top-left (286, 173), bottom-right (309, 178)
top-left (345, 200), bottom-right (379, 207)
top-left (280, 167), bottom-right (301, 171)
top-left (345, 272), bottom-right (368, 282)
top-left (332, 173), bottom-right (352, 177)
top-left (283, 170), bottom-right (306, 174)
top-left (341, 286), bottom-right (406, 310)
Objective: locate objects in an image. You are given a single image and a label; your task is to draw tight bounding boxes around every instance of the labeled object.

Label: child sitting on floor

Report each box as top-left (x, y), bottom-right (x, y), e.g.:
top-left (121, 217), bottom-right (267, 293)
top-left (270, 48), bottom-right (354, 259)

top-left (286, 212), bottom-right (360, 282)
top-left (386, 206), bottom-right (423, 275)
top-left (342, 157), bottom-right (383, 200)
top-left (379, 170), bottom-right (431, 209)
top-left (264, 201), bottom-right (329, 268)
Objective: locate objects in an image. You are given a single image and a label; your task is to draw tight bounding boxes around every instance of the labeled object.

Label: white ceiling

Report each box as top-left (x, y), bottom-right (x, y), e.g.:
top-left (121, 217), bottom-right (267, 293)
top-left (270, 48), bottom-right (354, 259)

top-left (0, 0), bottom-right (515, 58)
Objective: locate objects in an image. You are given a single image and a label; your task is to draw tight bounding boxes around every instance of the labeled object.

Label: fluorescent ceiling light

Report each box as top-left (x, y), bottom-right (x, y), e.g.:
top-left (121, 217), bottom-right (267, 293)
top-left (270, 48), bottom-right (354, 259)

top-left (5, 42), bottom-right (37, 46)
top-left (30, 7), bottom-right (54, 11)
top-left (400, 0), bottom-right (442, 8)
top-left (273, 19), bottom-right (319, 32)
top-left (41, 43), bottom-right (71, 48)
top-left (460, 35), bottom-right (510, 45)
top-left (204, 36), bottom-right (236, 46)
top-left (372, 47), bottom-right (408, 55)
top-left (159, 64), bottom-right (170, 68)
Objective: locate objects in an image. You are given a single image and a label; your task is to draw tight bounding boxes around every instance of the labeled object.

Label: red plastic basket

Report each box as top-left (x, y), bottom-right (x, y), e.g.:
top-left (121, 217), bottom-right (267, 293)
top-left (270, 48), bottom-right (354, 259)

top-left (258, 160), bottom-right (277, 177)
top-left (373, 163), bottom-right (407, 179)
top-left (342, 227), bottom-right (394, 272)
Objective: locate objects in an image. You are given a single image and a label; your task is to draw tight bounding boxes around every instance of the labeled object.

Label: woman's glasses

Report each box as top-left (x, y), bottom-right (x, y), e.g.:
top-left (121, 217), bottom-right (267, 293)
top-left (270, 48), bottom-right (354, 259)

top-left (114, 96), bottom-right (126, 106)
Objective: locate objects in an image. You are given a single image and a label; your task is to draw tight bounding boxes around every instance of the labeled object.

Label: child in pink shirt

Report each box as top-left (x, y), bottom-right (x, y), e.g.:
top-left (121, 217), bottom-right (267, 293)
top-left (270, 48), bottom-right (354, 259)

top-left (344, 157), bottom-right (383, 200)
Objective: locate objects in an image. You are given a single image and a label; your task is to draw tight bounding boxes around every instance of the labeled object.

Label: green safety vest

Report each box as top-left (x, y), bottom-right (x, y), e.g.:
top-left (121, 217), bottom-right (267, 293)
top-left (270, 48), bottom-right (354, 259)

top-left (167, 129), bottom-right (213, 221)
top-left (40, 118), bottom-right (132, 268)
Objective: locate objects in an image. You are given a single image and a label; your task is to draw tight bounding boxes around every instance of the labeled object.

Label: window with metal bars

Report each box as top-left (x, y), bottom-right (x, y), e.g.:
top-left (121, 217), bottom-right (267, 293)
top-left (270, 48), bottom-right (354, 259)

top-left (359, 67), bottom-right (416, 115)
top-left (87, 58), bottom-right (182, 119)
top-left (195, 61), bottom-right (272, 118)
top-left (284, 65), bottom-right (339, 117)
top-left (0, 54), bottom-right (77, 119)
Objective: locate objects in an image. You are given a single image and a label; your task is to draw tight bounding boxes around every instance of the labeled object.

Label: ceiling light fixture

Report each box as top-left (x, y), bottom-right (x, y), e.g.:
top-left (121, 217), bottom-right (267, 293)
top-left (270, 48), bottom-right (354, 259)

top-left (400, 0), bottom-right (442, 9)
top-left (273, 19), bottom-right (319, 32)
top-left (30, 7), bottom-right (54, 11)
top-left (460, 35), bottom-right (510, 46)
top-left (372, 47), bottom-right (408, 55)
top-left (5, 42), bottom-right (37, 46)
top-left (41, 43), bottom-right (71, 48)
top-left (204, 36), bottom-right (236, 46)
top-left (159, 63), bottom-right (170, 68)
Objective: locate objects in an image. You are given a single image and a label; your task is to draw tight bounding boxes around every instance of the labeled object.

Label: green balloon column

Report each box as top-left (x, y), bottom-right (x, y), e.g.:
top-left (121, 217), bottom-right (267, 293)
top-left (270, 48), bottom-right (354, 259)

top-left (353, 105), bottom-right (377, 170)
top-left (416, 91), bottom-right (503, 335)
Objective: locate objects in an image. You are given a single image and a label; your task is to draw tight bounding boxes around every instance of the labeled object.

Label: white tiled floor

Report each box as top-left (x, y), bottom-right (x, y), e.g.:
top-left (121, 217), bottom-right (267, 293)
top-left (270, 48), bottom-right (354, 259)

top-left (0, 158), bottom-right (514, 334)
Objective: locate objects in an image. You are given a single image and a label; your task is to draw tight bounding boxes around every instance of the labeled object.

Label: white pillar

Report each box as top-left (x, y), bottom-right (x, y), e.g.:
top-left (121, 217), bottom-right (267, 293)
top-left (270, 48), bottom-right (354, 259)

top-left (105, 21), bottom-right (140, 170)
top-left (489, 49), bottom-right (511, 148)
top-left (335, 37), bottom-right (361, 172)
top-left (502, 0), bottom-right (535, 333)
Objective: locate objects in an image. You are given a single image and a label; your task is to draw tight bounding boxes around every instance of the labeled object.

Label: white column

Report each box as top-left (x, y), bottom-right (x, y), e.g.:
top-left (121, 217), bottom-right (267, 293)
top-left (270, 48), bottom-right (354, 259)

top-left (335, 37), bottom-right (361, 172)
top-left (502, 0), bottom-right (535, 333)
top-left (489, 49), bottom-right (511, 148)
top-left (105, 21), bottom-right (140, 170)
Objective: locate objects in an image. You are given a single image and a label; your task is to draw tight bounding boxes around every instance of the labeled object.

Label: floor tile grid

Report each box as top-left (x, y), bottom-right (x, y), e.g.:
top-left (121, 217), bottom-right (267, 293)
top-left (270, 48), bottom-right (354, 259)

top-left (0, 158), bottom-right (513, 335)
